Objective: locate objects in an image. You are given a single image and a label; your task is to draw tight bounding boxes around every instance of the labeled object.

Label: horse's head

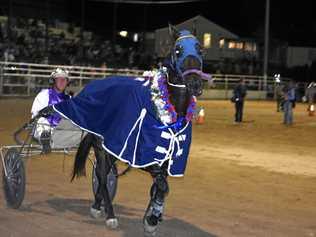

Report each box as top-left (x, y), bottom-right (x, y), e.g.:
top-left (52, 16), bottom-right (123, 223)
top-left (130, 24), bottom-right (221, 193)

top-left (168, 24), bottom-right (204, 97)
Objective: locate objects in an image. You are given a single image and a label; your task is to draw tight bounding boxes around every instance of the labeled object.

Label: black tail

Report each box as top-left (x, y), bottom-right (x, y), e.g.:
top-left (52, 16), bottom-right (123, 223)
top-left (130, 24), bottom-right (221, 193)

top-left (71, 133), bottom-right (95, 181)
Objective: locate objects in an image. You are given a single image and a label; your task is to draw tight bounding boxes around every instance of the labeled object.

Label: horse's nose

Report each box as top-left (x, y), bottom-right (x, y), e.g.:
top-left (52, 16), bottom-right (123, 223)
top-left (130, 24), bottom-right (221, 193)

top-left (184, 73), bottom-right (203, 96)
top-left (182, 56), bottom-right (201, 70)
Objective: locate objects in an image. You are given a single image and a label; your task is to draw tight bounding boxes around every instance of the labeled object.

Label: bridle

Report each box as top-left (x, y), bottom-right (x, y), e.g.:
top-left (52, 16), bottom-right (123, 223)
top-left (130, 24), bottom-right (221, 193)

top-left (167, 32), bottom-right (210, 89)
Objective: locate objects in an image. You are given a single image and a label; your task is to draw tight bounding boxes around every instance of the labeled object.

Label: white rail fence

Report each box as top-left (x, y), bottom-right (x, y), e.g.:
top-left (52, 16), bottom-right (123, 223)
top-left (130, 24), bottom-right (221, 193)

top-left (0, 61), bottom-right (144, 96)
top-left (0, 61), bottom-right (289, 99)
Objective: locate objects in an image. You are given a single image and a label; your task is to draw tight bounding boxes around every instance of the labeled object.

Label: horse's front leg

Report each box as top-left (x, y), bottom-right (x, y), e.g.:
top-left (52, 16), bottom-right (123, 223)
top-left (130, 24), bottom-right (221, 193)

top-left (91, 138), bottom-right (118, 229)
top-left (143, 164), bottom-right (169, 236)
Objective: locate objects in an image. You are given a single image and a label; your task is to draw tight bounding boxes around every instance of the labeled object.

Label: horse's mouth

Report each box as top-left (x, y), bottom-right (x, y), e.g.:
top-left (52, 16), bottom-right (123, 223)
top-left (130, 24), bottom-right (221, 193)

top-left (183, 73), bottom-right (203, 96)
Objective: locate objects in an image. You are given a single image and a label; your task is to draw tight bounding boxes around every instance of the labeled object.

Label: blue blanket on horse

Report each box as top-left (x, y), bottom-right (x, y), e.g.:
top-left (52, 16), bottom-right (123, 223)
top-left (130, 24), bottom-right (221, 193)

top-left (53, 76), bottom-right (192, 177)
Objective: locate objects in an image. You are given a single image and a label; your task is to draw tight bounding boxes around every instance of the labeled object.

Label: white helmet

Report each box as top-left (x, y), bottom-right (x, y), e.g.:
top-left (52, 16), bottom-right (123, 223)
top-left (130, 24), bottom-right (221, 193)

top-left (50, 68), bottom-right (69, 83)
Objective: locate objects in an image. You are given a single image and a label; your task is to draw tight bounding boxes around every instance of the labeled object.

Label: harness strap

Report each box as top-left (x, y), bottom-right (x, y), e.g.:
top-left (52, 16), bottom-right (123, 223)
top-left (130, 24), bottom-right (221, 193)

top-left (167, 81), bottom-right (186, 88)
top-left (175, 34), bottom-right (196, 42)
top-left (182, 69), bottom-right (212, 81)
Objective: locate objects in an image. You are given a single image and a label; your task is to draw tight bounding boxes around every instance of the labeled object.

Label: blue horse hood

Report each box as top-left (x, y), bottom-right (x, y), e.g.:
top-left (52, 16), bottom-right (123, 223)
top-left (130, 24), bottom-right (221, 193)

top-left (53, 76), bottom-right (192, 177)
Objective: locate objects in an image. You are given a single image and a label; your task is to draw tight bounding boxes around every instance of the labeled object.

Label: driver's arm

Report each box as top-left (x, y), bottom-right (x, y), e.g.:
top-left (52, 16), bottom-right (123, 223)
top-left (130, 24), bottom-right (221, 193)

top-left (31, 90), bottom-right (49, 118)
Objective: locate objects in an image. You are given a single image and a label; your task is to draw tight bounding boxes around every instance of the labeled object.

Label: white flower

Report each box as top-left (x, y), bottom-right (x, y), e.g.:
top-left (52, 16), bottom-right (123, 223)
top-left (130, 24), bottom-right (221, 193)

top-left (143, 70), bottom-right (158, 78)
top-left (150, 70), bottom-right (173, 124)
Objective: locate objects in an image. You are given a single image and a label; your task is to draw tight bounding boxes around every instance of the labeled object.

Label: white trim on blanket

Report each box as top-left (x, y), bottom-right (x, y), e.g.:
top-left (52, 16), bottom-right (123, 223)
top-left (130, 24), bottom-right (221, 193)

top-left (53, 105), bottom-right (188, 177)
top-left (132, 109), bottom-right (146, 165)
top-left (166, 122), bottom-right (190, 177)
top-left (119, 108), bottom-right (146, 160)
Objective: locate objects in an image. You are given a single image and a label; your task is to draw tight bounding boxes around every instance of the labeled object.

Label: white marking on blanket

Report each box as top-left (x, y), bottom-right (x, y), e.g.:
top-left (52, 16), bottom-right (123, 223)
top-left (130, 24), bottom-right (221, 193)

top-left (161, 131), bottom-right (171, 139)
top-left (119, 108), bottom-right (147, 164)
top-left (176, 148), bottom-right (183, 157)
top-left (178, 134), bottom-right (186, 141)
top-left (142, 80), bottom-right (150, 86)
top-left (155, 146), bottom-right (168, 154)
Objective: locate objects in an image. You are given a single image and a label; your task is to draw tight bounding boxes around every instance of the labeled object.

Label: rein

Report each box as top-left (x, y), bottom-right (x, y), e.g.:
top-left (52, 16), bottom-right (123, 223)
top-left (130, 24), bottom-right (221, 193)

top-left (182, 69), bottom-right (212, 81)
top-left (166, 68), bottom-right (212, 88)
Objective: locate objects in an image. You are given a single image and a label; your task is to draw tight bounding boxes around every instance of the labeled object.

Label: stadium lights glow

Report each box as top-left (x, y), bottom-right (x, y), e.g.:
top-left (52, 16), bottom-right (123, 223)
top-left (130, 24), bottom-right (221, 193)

top-left (133, 33), bottom-right (138, 42)
top-left (119, 31), bottom-right (128, 37)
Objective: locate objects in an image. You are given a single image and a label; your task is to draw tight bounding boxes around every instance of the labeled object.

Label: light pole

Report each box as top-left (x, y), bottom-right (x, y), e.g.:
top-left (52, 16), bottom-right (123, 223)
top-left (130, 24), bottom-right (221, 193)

top-left (113, 2), bottom-right (118, 44)
top-left (80, 0), bottom-right (85, 60)
top-left (8, 0), bottom-right (13, 40)
top-left (45, 0), bottom-right (50, 62)
top-left (263, 0), bottom-right (270, 91)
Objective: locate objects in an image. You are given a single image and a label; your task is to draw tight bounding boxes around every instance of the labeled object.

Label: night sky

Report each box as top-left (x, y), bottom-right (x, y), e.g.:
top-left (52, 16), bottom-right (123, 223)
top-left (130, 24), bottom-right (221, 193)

top-left (80, 0), bottom-right (316, 47)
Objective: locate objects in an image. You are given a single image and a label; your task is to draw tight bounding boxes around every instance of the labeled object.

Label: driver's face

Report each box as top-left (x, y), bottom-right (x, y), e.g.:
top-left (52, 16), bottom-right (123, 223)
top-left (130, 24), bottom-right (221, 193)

top-left (54, 77), bottom-right (68, 92)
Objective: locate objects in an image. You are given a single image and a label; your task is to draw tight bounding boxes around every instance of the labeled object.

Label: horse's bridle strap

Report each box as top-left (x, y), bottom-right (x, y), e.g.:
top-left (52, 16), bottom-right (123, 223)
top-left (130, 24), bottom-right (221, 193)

top-left (182, 69), bottom-right (212, 81)
top-left (175, 34), bottom-right (196, 42)
top-left (167, 81), bottom-right (186, 88)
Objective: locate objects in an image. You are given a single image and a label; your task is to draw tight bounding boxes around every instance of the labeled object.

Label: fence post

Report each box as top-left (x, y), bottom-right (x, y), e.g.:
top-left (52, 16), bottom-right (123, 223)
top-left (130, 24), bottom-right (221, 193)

top-left (0, 65), bottom-right (3, 96)
top-left (27, 75), bottom-right (31, 96)
top-left (273, 81), bottom-right (276, 100)
top-left (27, 65), bottom-right (32, 96)
top-left (224, 75), bottom-right (228, 99)
top-left (79, 68), bottom-right (83, 88)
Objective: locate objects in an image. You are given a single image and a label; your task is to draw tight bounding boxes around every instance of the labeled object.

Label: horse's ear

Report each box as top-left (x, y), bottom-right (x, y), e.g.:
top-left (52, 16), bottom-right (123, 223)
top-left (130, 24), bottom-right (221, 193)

top-left (192, 20), bottom-right (197, 37)
top-left (168, 23), bottom-right (180, 41)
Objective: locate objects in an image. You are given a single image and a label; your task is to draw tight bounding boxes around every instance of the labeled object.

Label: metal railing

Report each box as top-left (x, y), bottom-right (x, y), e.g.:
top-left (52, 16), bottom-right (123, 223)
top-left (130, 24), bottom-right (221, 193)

top-left (0, 61), bottom-right (290, 97)
top-left (0, 61), bottom-right (144, 96)
top-left (210, 73), bottom-right (281, 90)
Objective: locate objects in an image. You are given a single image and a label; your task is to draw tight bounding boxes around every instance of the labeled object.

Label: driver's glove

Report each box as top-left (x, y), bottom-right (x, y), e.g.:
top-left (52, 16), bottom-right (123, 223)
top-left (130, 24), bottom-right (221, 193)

top-left (37, 106), bottom-right (55, 118)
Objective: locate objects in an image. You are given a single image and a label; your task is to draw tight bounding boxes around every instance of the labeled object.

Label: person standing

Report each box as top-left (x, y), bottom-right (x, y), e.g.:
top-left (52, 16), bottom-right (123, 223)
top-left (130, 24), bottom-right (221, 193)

top-left (232, 79), bottom-right (247, 123)
top-left (282, 80), bottom-right (296, 125)
top-left (275, 79), bottom-right (284, 112)
top-left (305, 82), bottom-right (316, 116)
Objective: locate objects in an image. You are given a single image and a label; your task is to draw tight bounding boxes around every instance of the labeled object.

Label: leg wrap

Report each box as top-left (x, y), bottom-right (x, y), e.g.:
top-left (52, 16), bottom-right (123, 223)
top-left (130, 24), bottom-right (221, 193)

top-left (145, 167), bottom-right (169, 225)
top-left (152, 174), bottom-right (169, 201)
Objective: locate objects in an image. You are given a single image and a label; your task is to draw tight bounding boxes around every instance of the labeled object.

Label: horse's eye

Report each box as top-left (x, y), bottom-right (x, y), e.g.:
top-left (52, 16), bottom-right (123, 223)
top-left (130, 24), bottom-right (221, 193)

top-left (175, 45), bottom-right (183, 57)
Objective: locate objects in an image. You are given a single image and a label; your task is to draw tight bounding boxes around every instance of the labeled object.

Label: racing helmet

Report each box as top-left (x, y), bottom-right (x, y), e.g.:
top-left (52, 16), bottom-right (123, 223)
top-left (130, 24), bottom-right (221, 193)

top-left (49, 68), bottom-right (69, 84)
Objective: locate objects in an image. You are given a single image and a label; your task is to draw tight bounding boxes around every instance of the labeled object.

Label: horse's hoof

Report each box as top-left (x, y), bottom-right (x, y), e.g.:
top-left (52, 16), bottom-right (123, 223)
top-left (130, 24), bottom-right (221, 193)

top-left (106, 218), bottom-right (119, 229)
top-left (90, 207), bottom-right (102, 219)
top-left (143, 218), bottom-right (157, 237)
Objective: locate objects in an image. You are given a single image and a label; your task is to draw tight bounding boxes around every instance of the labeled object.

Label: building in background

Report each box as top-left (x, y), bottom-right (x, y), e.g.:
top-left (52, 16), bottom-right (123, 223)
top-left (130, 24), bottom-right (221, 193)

top-left (154, 15), bottom-right (259, 74)
top-left (287, 46), bottom-right (316, 68)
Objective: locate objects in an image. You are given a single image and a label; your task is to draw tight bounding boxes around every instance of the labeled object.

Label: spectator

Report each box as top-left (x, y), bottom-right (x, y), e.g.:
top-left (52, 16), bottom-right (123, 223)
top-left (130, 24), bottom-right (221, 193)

top-left (282, 80), bottom-right (296, 125)
top-left (275, 80), bottom-right (284, 112)
top-left (232, 79), bottom-right (247, 123)
top-left (0, 16), bottom-right (144, 68)
top-left (304, 82), bottom-right (316, 116)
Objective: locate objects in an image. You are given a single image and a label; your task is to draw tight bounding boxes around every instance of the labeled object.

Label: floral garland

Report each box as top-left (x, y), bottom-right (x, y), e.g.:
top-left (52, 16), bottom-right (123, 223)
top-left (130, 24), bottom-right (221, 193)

top-left (147, 70), bottom-right (197, 125)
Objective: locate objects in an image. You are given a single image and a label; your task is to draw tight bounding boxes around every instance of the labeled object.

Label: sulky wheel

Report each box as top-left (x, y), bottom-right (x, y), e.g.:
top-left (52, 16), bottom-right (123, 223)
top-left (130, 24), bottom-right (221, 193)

top-left (92, 162), bottom-right (118, 203)
top-left (2, 148), bottom-right (26, 209)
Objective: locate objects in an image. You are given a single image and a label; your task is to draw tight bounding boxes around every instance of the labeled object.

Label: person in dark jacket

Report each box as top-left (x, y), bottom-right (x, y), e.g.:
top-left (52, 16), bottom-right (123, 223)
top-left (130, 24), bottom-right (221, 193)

top-left (275, 81), bottom-right (284, 112)
top-left (282, 80), bottom-right (296, 125)
top-left (232, 79), bottom-right (247, 123)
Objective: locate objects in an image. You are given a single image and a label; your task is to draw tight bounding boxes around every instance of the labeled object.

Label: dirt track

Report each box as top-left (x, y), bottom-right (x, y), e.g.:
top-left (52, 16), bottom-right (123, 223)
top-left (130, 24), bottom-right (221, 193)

top-left (0, 98), bottom-right (316, 237)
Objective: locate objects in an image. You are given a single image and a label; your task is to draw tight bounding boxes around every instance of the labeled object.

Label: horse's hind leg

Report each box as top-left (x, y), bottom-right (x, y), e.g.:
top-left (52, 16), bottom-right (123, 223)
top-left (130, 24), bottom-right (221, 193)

top-left (90, 161), bottom-right (103, 219)
top-left (91, 138), bottom-right (118, 228)
top-left (143, 165), bottom-right (169, 236)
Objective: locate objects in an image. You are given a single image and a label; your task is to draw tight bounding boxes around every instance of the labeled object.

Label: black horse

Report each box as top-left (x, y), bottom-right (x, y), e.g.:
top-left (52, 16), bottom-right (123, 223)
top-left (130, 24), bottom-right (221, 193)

top-left (56, 25), bottom-right (207, 236)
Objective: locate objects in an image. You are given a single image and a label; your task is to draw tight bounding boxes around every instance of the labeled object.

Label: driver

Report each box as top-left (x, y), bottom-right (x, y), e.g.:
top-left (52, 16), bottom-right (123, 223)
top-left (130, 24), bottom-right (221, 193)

top-left (31, 68), bottom-right (71, 153)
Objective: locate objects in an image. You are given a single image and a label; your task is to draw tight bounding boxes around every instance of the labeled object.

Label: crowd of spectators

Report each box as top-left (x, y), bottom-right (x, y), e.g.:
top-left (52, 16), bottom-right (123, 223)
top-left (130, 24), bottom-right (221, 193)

top-left (0, 17), bottom-right (156, 69)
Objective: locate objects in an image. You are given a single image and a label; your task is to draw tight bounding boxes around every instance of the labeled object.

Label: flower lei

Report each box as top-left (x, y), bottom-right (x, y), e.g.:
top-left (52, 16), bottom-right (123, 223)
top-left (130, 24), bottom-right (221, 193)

top-left (148, 70), bottom-right (197, 125)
